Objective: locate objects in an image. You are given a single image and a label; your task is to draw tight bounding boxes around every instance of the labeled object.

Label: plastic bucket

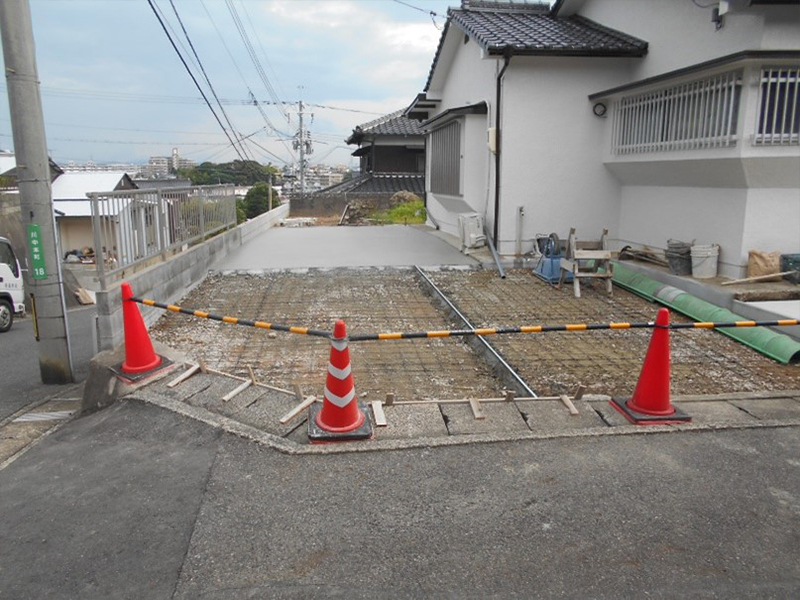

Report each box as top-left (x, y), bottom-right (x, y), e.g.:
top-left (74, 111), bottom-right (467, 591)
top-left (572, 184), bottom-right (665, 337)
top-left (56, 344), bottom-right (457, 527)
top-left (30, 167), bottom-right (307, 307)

top-left (691, 244), bottom-right (719, 279)
top-left (666, 239), bottom-right (692, 276)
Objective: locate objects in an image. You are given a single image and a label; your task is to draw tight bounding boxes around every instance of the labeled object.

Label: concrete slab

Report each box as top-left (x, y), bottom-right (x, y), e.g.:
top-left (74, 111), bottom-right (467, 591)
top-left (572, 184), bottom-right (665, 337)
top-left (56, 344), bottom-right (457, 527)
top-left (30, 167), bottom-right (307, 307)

top-left (673, 401), bottom-right (756, 424)
top-left (441, 401), bottom-right (528, 435)
top-left (226, 389), bottom-right (308, 437)
top-left (376, 403), bottom-right (449, 440)
top-left (516, 399), bottom-right (607, 431)
top-left (214, 225), bottom-right (479, 270)
top-left (151, 369), bottom-right (214, 402)
top-left (589, 400), bottom-right (640, 428)
top-left (182, 376), bottom-right (245, 411)
top-left (731, 398), bottom-right (800, 420)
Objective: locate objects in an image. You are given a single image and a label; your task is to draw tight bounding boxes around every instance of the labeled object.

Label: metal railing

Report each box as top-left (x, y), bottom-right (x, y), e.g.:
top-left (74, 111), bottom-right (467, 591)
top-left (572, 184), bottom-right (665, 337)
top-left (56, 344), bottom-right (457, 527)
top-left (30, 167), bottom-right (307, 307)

top-left (89, 184), bottom-right (236, 289)
top-left (754, 66), bottom-right (800, 146)
top-left (612, 70), bottom-right (742, 155)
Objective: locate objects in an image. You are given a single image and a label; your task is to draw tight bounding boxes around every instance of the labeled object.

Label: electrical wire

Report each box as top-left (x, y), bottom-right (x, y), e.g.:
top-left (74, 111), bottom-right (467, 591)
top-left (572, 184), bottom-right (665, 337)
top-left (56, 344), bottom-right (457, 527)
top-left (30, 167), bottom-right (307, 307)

top-left (145, 0), bottom-right (247, 161)
top-left (168, 0), bottom-right (253, 161)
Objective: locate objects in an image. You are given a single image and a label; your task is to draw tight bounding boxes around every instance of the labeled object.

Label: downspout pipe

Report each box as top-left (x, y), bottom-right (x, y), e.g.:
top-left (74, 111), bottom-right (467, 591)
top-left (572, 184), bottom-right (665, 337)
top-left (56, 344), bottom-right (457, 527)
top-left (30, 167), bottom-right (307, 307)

top-left (493, 50), bottom-right (512, 247)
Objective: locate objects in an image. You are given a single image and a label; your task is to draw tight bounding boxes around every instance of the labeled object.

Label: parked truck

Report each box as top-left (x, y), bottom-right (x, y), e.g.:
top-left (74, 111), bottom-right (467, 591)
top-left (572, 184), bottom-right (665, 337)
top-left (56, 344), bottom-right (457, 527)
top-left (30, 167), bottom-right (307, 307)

top-left (0, 236), bottom-right (25, 332)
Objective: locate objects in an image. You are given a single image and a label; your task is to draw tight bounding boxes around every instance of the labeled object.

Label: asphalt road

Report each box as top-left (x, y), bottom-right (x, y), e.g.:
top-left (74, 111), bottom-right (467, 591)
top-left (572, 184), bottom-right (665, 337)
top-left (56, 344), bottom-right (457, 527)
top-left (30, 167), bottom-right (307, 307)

top-left (0, 305), bottom-right (95, 421)
top-left (1, 399), bottom-right (798, 599)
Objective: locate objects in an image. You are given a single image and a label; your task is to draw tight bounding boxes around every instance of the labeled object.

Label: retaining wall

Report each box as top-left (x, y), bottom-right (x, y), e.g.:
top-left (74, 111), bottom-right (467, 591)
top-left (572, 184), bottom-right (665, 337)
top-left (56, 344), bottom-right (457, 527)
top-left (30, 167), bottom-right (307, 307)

top-left (290, 193), bottom-right (397, 218)
top-left (94, 203), bottom-right (289, 351)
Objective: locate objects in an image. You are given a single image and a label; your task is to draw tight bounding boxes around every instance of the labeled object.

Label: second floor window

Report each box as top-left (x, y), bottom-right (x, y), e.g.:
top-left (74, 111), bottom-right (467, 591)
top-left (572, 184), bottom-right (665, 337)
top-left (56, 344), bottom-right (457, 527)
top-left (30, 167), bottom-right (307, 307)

top-left (613, 70), bottom-right (742, 155)
top-left (755, 67), bottom-right (799, 145)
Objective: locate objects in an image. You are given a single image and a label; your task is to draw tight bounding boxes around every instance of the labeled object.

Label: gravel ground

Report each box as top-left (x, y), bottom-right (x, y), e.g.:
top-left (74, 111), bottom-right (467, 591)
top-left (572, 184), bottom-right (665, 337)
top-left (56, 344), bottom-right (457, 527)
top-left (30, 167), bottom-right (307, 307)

top-left (149, 268), bottom-right (800, 400)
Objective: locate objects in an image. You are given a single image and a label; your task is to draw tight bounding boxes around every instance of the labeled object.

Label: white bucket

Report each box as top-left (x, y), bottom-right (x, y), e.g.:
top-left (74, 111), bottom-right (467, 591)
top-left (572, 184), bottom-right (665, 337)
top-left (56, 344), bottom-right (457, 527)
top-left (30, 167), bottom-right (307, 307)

top-left (691, 244), bottom-right (719, 279)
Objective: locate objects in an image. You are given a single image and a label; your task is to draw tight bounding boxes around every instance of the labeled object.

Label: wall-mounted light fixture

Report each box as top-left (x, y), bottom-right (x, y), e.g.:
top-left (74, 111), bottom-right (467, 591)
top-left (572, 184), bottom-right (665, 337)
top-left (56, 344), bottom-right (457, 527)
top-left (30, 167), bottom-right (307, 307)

top-left (592, 102), bottom-right (607, 117)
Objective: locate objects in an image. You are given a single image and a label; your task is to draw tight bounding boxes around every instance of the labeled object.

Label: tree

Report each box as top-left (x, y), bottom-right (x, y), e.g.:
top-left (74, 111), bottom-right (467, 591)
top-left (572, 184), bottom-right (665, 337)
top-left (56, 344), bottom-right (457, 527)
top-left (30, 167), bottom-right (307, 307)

top-left (243, 182), bottom-right (280, 219)
top-left (177, 160), bottom-right (278, 186)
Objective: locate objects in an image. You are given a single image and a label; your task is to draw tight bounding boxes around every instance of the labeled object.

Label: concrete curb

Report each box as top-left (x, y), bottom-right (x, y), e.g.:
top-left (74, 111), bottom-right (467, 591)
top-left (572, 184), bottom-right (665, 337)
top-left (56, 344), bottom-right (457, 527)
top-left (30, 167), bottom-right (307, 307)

top-left (127, 387), bottom-right (800, 456)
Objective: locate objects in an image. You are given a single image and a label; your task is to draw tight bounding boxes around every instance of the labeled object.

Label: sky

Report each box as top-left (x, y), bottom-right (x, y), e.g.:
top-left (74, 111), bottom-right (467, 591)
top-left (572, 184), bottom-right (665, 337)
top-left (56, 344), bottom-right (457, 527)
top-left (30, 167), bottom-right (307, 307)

top-left (0, 0), bottom-right (459, 169)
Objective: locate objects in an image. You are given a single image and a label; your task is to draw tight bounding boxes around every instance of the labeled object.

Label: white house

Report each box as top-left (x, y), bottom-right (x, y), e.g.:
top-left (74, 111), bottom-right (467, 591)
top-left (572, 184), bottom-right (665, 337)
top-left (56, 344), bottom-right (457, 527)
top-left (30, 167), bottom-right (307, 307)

top-left (51, 171), bottom-right (137, 255)
top-left (409, 0), bottom-right (800, 277)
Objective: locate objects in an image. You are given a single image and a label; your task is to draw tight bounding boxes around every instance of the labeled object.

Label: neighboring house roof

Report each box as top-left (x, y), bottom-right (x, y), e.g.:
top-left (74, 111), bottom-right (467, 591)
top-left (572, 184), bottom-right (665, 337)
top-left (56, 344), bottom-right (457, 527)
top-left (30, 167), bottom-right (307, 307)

top-left (51, 172), bottom-right (136, 201)
top-left (346, 109), bottom-right (425, 145)
top-left (423, 1), bottom-right (648, 91)
top-left (315, 173), bottom-right (425, 196)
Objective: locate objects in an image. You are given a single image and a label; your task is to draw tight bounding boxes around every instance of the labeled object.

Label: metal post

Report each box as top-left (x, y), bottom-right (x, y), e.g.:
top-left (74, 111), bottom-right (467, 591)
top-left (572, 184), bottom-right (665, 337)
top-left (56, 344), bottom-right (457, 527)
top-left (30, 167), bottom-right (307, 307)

top-left (1, 0), bottom-right (73, 383)
top-left (268, 173), bottom-right (273, 211)
top-left (298, 101), bottom-right (305, 196)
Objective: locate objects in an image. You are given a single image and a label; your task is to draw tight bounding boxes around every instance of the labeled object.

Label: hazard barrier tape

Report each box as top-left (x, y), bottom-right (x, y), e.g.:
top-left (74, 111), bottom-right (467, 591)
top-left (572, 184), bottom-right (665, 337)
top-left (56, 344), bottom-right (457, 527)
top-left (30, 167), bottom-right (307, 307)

top-left (129, 296), bottom-right (798, 342)
top-left (129, 297), bottom-right (332, 338)
top-left (347, 318), bottom-right (800, 342)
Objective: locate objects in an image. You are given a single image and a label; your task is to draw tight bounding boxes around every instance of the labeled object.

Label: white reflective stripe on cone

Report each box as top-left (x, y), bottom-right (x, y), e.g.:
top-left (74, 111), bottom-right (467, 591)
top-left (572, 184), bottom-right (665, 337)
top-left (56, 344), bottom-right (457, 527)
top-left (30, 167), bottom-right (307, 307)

top-left (330, 338), bottom-right (348, 351)
top-left (324, 387), bottom-right (356, 408)
top-left (328, 362), bottom-right (351, 379)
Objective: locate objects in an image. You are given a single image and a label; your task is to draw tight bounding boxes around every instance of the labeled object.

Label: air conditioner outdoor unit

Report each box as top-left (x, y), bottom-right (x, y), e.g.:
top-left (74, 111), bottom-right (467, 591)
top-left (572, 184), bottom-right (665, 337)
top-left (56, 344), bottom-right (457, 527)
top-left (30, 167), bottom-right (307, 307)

top-left (458, 213), bottom-right (486, 252)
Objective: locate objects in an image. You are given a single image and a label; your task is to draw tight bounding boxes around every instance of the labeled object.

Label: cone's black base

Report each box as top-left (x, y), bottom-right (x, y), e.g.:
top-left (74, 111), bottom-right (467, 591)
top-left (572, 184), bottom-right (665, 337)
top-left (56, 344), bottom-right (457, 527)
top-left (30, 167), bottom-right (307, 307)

top-left (110, 356), bottom-right (174, 384)
top-left (610, 397), bottom-right (691, 425)
top-left (307, 401), bottom-right (374, 443)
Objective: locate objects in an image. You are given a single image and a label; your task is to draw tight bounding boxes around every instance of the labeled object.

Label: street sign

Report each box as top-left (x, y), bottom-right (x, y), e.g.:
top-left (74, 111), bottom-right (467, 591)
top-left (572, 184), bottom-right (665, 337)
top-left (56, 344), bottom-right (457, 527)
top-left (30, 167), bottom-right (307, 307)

top-left (26, 223), bottom-right (47, 280)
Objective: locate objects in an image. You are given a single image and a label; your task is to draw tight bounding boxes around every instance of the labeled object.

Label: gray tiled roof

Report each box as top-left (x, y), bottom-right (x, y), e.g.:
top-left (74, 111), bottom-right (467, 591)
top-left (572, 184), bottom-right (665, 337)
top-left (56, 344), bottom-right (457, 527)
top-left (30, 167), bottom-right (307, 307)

top-left (315, 172), bottom-right (424, 196)
top-left (346, 110), bottom-right (424, 145)
top-left (424, 3), bottom-right (647, 91)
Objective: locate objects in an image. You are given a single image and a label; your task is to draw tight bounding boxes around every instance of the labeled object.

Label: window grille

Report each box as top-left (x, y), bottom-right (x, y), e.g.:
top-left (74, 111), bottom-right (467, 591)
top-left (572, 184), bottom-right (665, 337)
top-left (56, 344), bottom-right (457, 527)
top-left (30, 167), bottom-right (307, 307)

top-left (430, 121), bottom-right (461, 195)
top-left (755, 67), bottom-right (800, 145)
top-left (612, 70), bottom-right (742, 154)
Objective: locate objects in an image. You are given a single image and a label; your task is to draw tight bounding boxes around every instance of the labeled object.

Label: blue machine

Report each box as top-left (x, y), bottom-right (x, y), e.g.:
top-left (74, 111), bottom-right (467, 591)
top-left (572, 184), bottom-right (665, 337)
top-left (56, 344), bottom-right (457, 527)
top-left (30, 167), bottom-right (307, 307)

top-left (533, 233), bottom-right (572, 285)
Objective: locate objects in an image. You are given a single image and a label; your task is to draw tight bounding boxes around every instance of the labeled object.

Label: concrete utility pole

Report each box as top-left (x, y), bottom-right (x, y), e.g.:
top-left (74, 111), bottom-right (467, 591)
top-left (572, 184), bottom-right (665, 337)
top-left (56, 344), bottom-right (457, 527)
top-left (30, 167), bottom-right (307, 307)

top-left (298, 100), bottom-right (305, 196)
top-left (1, 0), bottom-right (74, 383)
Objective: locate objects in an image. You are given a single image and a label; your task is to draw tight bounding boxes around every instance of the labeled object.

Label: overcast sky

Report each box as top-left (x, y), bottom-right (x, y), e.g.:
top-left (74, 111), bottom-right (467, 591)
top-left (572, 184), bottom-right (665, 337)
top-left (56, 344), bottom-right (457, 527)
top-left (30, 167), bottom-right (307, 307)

top-left (1, 0), bottom-right (458, 169)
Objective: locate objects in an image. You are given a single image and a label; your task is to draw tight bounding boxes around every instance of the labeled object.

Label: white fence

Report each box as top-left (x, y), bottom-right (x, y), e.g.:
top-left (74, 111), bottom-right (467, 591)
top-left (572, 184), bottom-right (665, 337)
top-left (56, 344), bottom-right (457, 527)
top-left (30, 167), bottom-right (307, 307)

top-left (89, 184), bottom-right (236, 289)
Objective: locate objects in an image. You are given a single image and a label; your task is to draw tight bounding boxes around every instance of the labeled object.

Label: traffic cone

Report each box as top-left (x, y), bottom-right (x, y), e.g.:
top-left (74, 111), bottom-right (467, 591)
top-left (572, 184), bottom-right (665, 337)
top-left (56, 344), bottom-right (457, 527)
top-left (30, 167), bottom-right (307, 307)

top-left (308, 319), bottom-right (373, 442)
top-left (609, 308), bottom-right (691, 425)
top-left (112, 282), bottom-right (171, 382)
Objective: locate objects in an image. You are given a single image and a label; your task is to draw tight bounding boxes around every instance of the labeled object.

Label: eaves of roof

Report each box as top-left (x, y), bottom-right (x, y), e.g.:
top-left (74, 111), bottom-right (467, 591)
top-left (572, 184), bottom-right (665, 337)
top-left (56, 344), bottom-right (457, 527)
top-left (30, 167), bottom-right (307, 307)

top-left (421, 102), bottom-right (488, 131)
top-left (346, 109), bottom-right (425, 146)
top-left (423, 7), bottom-right (647, 91)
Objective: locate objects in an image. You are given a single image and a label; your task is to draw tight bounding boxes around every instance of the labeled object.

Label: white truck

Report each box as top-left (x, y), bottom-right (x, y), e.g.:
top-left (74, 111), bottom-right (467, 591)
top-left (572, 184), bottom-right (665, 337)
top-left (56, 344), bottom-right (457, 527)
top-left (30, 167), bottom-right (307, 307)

top-left (0, 236), bottom-right (25, 332)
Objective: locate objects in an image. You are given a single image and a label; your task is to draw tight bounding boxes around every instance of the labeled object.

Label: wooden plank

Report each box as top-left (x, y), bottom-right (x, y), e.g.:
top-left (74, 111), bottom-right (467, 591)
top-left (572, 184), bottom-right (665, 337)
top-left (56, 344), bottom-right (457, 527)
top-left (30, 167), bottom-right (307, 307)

top-left (279, 395), bottom-right (317, 424)
top-left (293, 384), bottom-right (303, 401)
top-left (469, 398), bottom-right (486, 420)
top-left (371, 401), bottom-right (388, 427)
top-left (573, 250), bottom-right (611, 260)
top-left (167, 364), bottom-right (200, 388)
top-left (559, 394), bottom-right (580, 416)
top-left (573, 385), bottom-right (586, 401)
top-left (222, 379), bottom-right (252, 402)
top-left (248, 366), bottom-right (257, 384)
top-left (505, 390), bottom-right (515, 402)
top-left (721, 270), bottom-right (795, 286)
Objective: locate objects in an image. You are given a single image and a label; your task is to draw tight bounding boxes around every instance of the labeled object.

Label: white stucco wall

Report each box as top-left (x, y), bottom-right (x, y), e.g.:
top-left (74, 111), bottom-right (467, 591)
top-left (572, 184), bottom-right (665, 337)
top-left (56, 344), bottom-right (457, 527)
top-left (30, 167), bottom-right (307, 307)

top-left (577, 0), bottom-right (799, 78)
top-left (497, 56), bottom-right (632, 254)
top-left (618, 186), bottom-right (748, 278)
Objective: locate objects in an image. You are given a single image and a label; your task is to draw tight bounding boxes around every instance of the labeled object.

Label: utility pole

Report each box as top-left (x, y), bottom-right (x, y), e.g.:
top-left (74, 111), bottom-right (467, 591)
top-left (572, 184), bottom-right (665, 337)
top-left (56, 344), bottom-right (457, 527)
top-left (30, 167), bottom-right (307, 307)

top-left (292, 90), bottom-right (313, 197)
top-left (1, 0), bottom-right (73, 383)
top-left (298, 100), bottom-right (305, 196)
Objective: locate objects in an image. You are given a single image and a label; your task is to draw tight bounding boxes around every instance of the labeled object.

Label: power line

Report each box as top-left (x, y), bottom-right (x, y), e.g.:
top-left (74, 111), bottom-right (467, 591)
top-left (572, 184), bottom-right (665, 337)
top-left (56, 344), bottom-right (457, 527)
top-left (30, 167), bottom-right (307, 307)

top-left (167, 0), bottom-right (253, 161)
top-left (145, 0), bottom-right (247, 161)
top-left (0, 132), bottom-right (226, 146)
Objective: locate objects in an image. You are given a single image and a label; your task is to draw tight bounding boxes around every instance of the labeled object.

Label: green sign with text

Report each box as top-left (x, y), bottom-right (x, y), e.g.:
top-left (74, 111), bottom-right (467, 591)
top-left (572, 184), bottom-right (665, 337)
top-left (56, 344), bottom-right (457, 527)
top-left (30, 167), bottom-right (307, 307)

top-left (26, 224), bottom-right (47, 280)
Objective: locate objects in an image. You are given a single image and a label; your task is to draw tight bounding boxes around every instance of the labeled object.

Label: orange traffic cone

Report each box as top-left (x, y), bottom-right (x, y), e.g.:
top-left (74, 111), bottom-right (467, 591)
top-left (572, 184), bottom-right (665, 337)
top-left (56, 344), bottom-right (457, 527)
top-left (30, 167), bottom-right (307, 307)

top-left (308, 319), bottom-right (373, 442)
top-left (112, 282), bottom-right (171, 382)
top-left (609, 308), bottom-right (691, 425)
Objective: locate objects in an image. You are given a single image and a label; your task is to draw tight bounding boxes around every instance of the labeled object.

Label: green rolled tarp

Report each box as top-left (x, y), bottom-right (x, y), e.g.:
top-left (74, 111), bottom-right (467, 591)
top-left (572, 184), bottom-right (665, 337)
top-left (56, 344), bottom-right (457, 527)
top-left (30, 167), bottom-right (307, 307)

top-left (612, 262), bottom-right (800, 364)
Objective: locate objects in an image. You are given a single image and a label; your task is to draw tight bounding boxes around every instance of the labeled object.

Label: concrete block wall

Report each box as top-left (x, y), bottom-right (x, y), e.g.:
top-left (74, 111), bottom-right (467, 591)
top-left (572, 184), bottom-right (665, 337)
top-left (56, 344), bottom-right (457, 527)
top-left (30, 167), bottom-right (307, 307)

top-left (95, 203), bottom-right (289, 351)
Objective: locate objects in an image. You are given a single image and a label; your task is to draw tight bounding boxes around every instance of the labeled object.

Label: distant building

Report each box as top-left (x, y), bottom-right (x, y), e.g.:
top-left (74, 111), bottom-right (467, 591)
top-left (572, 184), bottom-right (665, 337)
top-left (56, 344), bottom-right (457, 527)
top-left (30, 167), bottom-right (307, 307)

top-left (138, 148), bottom-right (195, 178)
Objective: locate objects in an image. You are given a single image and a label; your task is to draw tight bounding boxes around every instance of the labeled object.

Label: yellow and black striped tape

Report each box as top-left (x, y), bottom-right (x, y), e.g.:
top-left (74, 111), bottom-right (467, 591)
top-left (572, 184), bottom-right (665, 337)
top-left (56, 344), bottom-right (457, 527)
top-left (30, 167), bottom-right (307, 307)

top-left (130, 297), bottom-right (798, 342)
top-left (133, 297), bottom-right (331, 338)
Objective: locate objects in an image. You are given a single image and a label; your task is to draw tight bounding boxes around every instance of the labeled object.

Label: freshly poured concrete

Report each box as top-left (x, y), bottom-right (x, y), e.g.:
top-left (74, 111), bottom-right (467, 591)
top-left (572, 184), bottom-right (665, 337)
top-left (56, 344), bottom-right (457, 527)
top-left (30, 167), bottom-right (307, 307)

top-left (214, 225), bottom-right (480, 269)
